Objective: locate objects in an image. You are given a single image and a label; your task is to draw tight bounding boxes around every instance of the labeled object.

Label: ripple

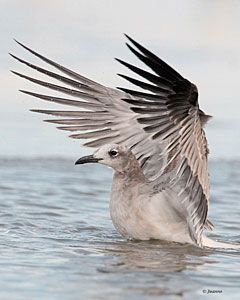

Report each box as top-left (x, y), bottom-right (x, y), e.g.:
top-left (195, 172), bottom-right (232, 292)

top-left (0, 158), bottom-right (239, 299)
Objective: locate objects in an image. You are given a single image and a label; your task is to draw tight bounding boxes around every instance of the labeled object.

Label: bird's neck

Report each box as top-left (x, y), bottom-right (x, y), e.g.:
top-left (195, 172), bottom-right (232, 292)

top-left (115, 157), bottom-right (145, 184)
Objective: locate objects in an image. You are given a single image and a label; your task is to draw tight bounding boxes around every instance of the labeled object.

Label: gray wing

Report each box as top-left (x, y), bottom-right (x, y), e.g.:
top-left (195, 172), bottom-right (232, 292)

top-left (11, 35), bottom-right (212, 246)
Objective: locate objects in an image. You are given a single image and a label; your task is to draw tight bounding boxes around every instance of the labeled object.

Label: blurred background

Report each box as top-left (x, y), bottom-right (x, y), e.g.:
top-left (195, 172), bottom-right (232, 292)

top-left (1, 2), bottom-right (240, 300)
top-left (1, 0), bottom-right (240, 159)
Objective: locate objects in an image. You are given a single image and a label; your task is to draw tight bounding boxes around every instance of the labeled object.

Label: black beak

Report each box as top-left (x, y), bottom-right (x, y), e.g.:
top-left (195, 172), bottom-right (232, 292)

top-left (75, 155), bottom-right (102, 165)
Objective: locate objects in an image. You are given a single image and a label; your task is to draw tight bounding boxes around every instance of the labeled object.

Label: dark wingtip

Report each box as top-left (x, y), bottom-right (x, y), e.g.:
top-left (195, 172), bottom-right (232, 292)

top-left (19, 89), bottom-right (31, 95)
top-left (124, 34), bottom-right (140, 48)
top-left (13, 39), bottom-right (37, 55)
top-left (125, 42), bottom-right (135, 52)
top-left (30, 109), bottom-right (44, 114)
top-left (14, 39), bottom-right (25, 48)
top-left (116, 73), bottom-right (126, 79)
top-left (124, 34), bottom-right (140, 50)
top-left (9, 53), bottom-right (22, 64)
top-left (11, 70), bottom-right (26, 79)
top-left (116, 86), bottom-right (125, 92)
top-left (115, 57), bottom-right (127, 66)
top-left (124, 33), bottom-right (132, 41)
top-left (44, 119), bottom-right (54, 123)
top-left (115, 58), bottom-right (127, 66)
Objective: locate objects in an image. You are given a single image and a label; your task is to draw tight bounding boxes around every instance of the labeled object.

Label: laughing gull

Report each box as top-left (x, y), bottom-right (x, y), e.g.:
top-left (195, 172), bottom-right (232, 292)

top-left (11, 35), bottom-right (239, 249)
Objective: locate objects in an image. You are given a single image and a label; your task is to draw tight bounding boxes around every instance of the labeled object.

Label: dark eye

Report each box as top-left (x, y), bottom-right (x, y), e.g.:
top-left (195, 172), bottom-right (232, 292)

top-left (109, 149), bottom-right (118, 157)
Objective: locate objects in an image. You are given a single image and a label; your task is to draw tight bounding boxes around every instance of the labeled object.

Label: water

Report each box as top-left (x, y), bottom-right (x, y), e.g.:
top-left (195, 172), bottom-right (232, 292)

top-left (0, 158), bottom-right (239, 300)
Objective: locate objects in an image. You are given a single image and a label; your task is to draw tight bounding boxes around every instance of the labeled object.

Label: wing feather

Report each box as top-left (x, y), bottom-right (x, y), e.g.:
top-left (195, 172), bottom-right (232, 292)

top-left (12, 36), bottom-right (211, 246)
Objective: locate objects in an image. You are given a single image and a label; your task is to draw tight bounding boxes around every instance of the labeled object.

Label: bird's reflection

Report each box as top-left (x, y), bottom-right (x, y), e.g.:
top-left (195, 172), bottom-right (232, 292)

top-left (90, 237), bottom-right (215, 298)
top-left (69, 232), bottom-right (217, 299)
top-left (94, 236), bottom-right (214, 273)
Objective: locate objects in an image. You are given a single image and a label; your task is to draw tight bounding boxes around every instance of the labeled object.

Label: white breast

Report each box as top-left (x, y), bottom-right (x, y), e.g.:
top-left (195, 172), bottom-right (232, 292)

top-left (110, 174), bottom-right (192, 244)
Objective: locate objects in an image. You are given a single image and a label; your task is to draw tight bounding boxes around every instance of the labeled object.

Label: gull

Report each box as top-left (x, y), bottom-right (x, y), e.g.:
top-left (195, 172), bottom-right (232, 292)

top-left (11, 35), bottom-right (239, 249)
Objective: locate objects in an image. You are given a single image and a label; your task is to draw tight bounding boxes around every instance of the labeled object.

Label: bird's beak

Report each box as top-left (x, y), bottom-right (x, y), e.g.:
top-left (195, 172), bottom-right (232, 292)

top-left (75, 155), bottom-right (102, 165)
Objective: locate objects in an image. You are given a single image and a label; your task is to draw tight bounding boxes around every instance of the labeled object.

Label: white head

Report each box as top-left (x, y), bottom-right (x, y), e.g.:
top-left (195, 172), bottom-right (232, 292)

top-left (75, 144), bottom-right (135, 173)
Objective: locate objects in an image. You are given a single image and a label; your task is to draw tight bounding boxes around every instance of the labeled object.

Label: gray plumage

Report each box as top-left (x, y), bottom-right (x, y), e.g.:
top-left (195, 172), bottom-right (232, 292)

top-left (11, 35), bottom-right (216, 248)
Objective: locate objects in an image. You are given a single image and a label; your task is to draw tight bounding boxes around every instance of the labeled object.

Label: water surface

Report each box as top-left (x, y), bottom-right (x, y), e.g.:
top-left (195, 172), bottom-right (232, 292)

top-left (0, 158), bottom-right (239, 300)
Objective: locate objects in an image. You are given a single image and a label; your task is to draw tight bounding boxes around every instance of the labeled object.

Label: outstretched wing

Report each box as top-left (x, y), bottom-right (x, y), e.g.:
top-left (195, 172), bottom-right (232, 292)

top-left (11, 35), bottom-right (211, 246)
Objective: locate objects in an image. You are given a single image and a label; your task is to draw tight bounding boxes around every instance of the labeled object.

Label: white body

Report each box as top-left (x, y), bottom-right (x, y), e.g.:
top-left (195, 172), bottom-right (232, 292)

top-left (110, 170), bottom-right (240, 249)
top-left (110, 171), bottom-right (193, 244)
top-left (79, 144), bottom-right (240, 250)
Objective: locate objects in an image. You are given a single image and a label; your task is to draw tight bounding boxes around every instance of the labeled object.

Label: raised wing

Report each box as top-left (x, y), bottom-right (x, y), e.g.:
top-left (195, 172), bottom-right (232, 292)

top-left (11, 35), bottom-right (212, 246)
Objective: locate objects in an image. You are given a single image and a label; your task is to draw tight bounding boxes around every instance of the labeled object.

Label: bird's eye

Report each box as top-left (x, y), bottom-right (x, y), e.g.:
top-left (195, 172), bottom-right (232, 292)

top-left (109, 149), bottom-right (118, 157)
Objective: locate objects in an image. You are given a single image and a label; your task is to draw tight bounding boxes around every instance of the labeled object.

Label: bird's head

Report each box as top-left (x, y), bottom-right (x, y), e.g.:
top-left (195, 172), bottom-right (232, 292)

top-left (75, 144), bottom-right (134, 173)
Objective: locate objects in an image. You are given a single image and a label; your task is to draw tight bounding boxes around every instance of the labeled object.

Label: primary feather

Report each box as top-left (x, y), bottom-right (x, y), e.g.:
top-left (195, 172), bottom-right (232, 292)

top-left (11, 35), bottom-right (212, 247)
